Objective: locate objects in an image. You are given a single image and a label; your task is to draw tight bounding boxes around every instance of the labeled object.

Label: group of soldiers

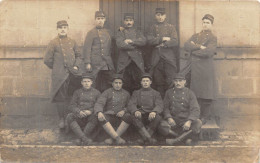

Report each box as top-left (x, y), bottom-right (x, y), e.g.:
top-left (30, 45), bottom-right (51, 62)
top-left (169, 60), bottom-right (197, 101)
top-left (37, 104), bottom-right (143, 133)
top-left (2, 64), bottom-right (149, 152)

top-left (44, 8), bottom-right (217, 146)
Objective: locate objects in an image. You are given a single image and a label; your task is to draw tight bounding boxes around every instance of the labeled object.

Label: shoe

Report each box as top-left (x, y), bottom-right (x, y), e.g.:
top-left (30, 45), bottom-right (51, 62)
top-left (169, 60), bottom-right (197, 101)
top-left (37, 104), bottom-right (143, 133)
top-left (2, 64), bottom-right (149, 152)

top-left (185, 138), bottom-right (193, 146)
top-left (104, 138), bottom-right (113, 145)
top-left (115, 137), bottom-right (126, 145)
top-left (58, 118), bottom-right (65, 129)
top-left (81, 137), bottom-right (93, 146)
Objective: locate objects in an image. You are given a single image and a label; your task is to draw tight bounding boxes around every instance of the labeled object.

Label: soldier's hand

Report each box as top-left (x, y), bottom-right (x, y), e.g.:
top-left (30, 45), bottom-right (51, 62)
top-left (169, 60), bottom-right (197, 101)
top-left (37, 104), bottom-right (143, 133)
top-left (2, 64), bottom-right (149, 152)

top-left (183, 120), bottom-right (192, 131)
top-left (190, 41), bottom-right (195, 45)
top-left (168, 118), bottom-right (176, 127)
top-left (73, 66), bottom-right (78, 70)
top-left (84, 110), bottom-right (92, 116)
top-left (86, 64), bottom-right (92, 72)
top-left (119, 27), bottom-right (125, 31)
top-left (78, 111), bottom-right (86, 118)
top-left (124, 39), bottom-right (133, 44)
top-left (135, 111), bottom-right (142, 118)
top-left (200, 45), bottom-right (206, 49)
top-left (98, 112), bottom-right (106, 121)
top-left (162, 37), bottom-right (171, 42)
top-left (116, 110), bottom-right (125, 117)
top-left (148, 112), bottom-right (156, 121)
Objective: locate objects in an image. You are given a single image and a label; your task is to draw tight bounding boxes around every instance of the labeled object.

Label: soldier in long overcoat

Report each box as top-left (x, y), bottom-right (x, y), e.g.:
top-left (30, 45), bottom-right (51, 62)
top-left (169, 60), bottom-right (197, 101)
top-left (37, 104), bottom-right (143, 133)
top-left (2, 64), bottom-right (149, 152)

top-left (44, 20), bottom-right (84, 129)
top-left (116, 13), bottom-right (146, 94)
top-left (147, 8), bottom-right (179, 98)
top-left (83, 11), bottom-right (115, 93)
top-left (184, 14), bottom-right (217, 124)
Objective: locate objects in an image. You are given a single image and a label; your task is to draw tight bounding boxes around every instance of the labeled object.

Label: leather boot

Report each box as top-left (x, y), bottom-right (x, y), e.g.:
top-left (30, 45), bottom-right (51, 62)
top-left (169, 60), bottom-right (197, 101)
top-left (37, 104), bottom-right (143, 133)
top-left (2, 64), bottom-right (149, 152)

top-left (83, 122), bottom-right (97, 137)
top-left (56, 103), bottom-right (66, 129)
top-left (102, 122), bottom-right (126, 145)
top-left (166, 130), bottom-right (193, 145)
top-left (168, 129), bottom-right (179, 137)
top-left (138, 127), bottom-right (157, 144)
top-left (70, 121), bottom-right (91, 145)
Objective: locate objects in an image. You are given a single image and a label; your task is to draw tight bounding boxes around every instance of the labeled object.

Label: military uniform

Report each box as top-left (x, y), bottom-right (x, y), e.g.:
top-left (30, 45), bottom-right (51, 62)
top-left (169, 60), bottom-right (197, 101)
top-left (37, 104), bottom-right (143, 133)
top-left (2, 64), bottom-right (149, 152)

top-left (147, 9), bottom-right (178, 97)
top-left (116, 13), bottom-right (146, 94)
top-left (44, 20), bottom-right (84, 128)
top-left (128, 87), bottom-right (163, 139)
top-left (83, 12), bottom-right (115, 92)
top-left (66, 86), bottom-right (101, 144)
top-left (184, 14), bottom-right (217, 124)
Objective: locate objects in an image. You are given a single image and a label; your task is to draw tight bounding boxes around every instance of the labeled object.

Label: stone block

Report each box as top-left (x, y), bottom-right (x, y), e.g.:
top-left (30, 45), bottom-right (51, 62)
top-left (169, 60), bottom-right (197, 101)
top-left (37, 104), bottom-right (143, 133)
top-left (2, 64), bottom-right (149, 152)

top-left (0, 47), bottom-right (45, 59)
top-left (221, 78), bottom-right (254, 96)
top-left (213, 49), bottom-right (225, 59)
top-left (214, 60), bottom-right (243, 78)
top-left (242, 60), bottom-right (260, 77)
top-left (245, 48), bottom-right (260, 59)
top-left (0, 60), bottom-right (21, 77)
top-left (255, 78), bottom-right (260, 96)
top-left (26, 97), bottom-right (56, 116)
top-left (0, 29), bottom-right (26, 46)
top-left (0, 78), bottom-right (14, 96)
top-left (225, 48), bottom-right (247, 59)
top-left (21, 60), bottom-right (38, 77)
top-left (37, 60), bottom-right (52, 78)
top-left (0, 97), bottom-right (28, 115)
top-left (227, 98), bottom-right (260, 116)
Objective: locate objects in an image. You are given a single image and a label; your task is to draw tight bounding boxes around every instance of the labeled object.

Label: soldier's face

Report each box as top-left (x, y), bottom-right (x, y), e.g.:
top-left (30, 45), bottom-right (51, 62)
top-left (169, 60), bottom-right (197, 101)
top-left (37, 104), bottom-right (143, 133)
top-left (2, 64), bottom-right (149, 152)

top-left (95, 17), bottom-right (106, 27)
top-left (124, 18), bottom-right (134, 28)
top-left (81, 78), bottom-right (93, 90)
top-left (174, 79), bottom-right (186, 89)
top-left (155, 13), bottom-right (166, 23)
top-left (112, 79), bottom-right (123, 91)
top-left (202, 19), bottom-right (212, 30)
top-left (141, 78), bottom-right (152, 88)
top-left (57, 26), bottom-right (68, 36)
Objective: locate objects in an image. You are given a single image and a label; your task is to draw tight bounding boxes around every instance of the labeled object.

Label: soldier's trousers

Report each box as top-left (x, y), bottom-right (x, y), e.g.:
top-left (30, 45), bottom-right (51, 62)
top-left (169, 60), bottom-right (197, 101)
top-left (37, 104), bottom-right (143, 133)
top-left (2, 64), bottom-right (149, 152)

top-left (131, 113), bottom-right (162, 136)
top-left (121, 61), bottom-right (142, 95)
top-left (95, 70), bottom-right (114, 93)
top-left (158, 119), bottom-right (202, 138)
top-left (153, 59), bottom-right (177, 98)
top-left (98, 113), bottom-right (133, 126)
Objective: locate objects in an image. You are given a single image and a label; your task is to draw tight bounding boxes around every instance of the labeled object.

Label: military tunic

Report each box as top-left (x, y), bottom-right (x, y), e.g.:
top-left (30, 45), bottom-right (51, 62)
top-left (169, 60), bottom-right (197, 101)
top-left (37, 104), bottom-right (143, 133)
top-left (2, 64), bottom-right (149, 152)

top-left (44, 35), bottom-right (83, 102)
top-left (184, 30), bottom-right (217, 99)
top-left (163, 87), bottom-right (200, 124)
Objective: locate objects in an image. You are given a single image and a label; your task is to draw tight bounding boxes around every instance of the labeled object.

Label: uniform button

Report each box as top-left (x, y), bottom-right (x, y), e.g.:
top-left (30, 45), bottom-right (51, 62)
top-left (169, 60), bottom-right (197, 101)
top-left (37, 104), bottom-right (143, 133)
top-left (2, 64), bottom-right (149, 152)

top-left (101, 54), bottom-right (104, 55)
top-left (182, 97), bottom-right (184, 99)
top-left (181, 103), bottom-right (184, 105)
top-left (182, 92), bottom-right (184, 94)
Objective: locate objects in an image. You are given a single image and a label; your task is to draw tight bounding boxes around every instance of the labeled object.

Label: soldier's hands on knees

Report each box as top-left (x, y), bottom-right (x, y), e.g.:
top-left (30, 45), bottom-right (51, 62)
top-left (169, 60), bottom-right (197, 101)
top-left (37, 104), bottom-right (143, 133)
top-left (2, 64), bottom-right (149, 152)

top-left (191, 41), bottom-right (195, 45)
top-left (124, 39), bottom-right (133, 44)
top-left (183, 120), bottom-right (192, 131)
top-left (162, 37), bottom-right (171, 42)
top-left (200, 45), bottom-right (206, 49)
top-left (148, 112), bottom-right (156, 121)
top-left (84, 110), bottom-right (92, 116)
top-left (116, 110), bottom-right (125, 117)
top-left (168, 118), bottom-right (176, 127)
top-left (79, 111), bottom-right (87, 118)
top-left (86, 64), bottom-right (92, 72)
top-left (135, 111), bottom-right (142, 118)
top-left (73, 66), bottom-right (78, 70)
top-left (98, 112), bottom-right (106, 121)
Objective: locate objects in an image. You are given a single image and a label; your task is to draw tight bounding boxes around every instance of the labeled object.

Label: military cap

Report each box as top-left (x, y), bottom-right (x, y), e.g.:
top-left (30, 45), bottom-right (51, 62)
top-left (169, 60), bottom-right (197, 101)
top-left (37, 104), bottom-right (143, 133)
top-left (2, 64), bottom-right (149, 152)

top-left (95, 11), bottom-right (106, 18)
top-left (57, 20), bottom-right (68, 28)
top-left (141, 73), bottom-right (152, 80)
top-left (173, 73), bottom-right (186, 80)
top-left (124, 13), bottom-right (134, 20)
top-left (155, 8), bottom-right (166, 14)
top-left (202, 14), bottom-right (214, 24)
top-left (112, 74), bottom-right (124, 81)
top-left (82, 72), bottom-right (94, 80)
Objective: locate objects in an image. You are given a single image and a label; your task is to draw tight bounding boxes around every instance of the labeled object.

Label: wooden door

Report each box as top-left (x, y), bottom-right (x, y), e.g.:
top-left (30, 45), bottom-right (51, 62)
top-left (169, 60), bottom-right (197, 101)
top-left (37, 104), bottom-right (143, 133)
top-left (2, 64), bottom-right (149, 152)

top-left (100, 0), bottom-right (179, 71)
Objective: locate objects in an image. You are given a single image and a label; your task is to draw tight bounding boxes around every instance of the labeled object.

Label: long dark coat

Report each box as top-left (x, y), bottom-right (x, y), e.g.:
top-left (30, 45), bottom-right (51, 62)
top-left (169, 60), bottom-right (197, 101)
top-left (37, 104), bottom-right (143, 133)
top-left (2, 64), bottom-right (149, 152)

top-left (44, 36), bottom-right (83, 102)
top-left (116, 27), bottom-right (146, 73)
top-left (184, 30), bottom-right (217, 99)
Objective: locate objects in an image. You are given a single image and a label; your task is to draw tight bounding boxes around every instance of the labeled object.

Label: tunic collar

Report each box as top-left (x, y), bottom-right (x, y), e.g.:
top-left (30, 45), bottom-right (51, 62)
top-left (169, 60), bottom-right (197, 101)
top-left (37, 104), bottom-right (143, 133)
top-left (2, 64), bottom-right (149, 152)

top-left (82, 87), bottom-right (92, 92)
top-left (58, 34), bottom-right (67, 39)
top-left (141, 87), bottom-right (152, 91)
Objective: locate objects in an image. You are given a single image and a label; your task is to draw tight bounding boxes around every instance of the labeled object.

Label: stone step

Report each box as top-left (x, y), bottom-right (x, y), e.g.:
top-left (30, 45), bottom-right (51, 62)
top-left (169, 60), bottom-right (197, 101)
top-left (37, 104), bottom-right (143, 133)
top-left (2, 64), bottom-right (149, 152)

top-left (200, 119), bottom-right (220, 141)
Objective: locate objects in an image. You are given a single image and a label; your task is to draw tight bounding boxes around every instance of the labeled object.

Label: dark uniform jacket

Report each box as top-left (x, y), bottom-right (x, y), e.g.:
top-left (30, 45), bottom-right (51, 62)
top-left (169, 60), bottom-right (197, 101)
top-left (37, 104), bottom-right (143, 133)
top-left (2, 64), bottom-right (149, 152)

top-left (163, 87), bottom-right (200, 123)
top-left (94, 88), bottom-right (130, 115)
top-left (146, 22), bottom-right (178, 68)
top-left (184, 30), bottom-right (217, 99)
top-left (69, 87), bottom-right (101, 115)
top-left (116, 27), bottom-right (146, 73)
top-left (83, 27), bottom-right (114, 75)
top-left (44, 35), bottom-right (83, 102)
top-left (128, 87), bottom-right (163, 114)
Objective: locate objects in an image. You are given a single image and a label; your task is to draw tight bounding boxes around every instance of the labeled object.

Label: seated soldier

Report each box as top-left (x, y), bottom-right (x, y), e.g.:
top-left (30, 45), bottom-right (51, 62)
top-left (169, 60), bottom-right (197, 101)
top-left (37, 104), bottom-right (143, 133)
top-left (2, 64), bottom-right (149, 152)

top-left (158, 73), bottom-right (202, 145)
top-left (94, 74), bottom-right (132, 145)
top-left (66, 73), bottom-right (101, 145)
top-left (128, 73), bottom-right (163, 144)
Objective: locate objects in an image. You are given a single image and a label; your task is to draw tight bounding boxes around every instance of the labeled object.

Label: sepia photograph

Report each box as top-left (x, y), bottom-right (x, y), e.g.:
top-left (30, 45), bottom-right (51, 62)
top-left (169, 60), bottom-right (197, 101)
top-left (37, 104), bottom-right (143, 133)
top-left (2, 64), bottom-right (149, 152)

top-left (0, 0), bottom-right (259, 162)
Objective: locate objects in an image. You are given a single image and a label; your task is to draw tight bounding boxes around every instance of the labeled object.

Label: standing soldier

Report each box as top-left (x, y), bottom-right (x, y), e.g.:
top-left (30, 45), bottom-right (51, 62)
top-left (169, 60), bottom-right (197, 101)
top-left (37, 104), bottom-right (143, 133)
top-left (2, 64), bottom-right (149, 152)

top-left (116, 13), bottom-right (146, 94)
top-left (184, 14), bottom-right (217, 124)
top-left (94, 74), bottom-right (132, 145)
top-left (83, 11), bottom-right (115, 93)
top-left (44, 20), bottom-right (83, 129)
top-left (66, 73), bottom-right (100, 145)
top-left (128, 73), bottom-right (163, 144)
top-left (158, 73), bottom-right (202, 145)
top-left (147, 8), bottom-right (179, 98)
